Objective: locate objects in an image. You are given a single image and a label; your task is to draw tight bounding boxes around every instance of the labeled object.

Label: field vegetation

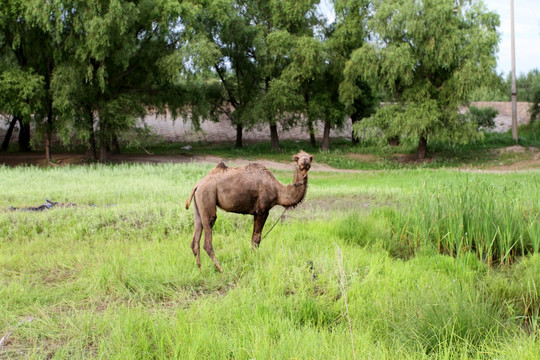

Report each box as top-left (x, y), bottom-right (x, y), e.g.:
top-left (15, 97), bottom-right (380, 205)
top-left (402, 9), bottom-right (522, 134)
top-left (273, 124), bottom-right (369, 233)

top-left (1, 162), bottom-right (539, 359)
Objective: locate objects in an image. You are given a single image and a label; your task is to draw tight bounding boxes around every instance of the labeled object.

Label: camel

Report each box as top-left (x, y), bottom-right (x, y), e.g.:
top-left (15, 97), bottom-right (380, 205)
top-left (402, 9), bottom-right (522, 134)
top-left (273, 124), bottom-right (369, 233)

top-left (185, 151), bottom-right (313, 272)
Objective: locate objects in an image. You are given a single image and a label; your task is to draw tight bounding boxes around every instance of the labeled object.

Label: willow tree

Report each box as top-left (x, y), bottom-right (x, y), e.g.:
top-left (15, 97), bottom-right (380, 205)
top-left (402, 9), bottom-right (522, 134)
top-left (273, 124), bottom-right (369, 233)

top-left (345, 0), bottom-right (499, 159)
top-left (187, 0), bottom-right (262, 148)
top-left (37, 0), bottom-right (193, 161)
top-left (235, 0), bottom-right (321, 151)
top-left (330, 0), bottom-right (377, 145)
top-left (0, 0), bottom-right (53, 154)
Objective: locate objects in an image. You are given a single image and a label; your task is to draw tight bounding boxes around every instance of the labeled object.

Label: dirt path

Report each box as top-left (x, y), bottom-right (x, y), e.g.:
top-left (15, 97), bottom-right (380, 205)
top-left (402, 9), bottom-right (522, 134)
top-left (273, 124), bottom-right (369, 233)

top-left (0, 152), bottom-right (348, 172)
top-left (2, 147), bottom-right (540, 172)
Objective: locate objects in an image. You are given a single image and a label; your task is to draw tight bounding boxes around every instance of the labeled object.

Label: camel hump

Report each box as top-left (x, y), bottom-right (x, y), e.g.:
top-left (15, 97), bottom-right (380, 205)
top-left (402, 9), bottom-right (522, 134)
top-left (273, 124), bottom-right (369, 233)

top-left (215, 162), bottom-right (228, 171)
top-left (245, 163), bottom-right (268, 172)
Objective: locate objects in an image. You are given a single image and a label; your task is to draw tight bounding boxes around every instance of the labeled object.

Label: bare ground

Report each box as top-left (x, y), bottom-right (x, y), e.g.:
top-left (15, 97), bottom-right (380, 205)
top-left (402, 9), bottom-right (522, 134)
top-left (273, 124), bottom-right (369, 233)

top-left (1, 145), bottom-right (540, 172)
top-left (0, 152), bottom-right (351, 172)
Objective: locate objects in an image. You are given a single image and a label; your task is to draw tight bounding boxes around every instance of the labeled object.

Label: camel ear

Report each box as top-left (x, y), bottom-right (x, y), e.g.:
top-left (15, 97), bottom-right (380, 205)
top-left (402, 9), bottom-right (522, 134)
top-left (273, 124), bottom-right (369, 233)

top-left (293, 155), bottom-right (299, 162)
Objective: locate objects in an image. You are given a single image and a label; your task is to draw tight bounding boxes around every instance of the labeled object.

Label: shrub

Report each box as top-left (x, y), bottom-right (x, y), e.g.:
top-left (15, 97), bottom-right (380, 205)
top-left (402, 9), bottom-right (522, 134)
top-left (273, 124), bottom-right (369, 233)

top-left (467, 106), bottom-right (498, 131)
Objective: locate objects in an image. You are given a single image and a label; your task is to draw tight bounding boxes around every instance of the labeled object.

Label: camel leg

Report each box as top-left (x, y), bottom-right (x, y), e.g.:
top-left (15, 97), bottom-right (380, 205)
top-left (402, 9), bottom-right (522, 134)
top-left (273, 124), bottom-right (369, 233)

top-left (190, 199), bottom-right (203, 268)
top-left (251, 211), bottom-right (269, 249)
top-left (200, 212), bottom-right (222, 273)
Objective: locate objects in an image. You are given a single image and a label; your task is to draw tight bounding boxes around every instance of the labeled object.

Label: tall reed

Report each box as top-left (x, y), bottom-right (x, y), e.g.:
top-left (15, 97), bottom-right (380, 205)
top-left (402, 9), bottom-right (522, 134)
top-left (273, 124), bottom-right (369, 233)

top-left (386, 175), bottom-right (540, 265)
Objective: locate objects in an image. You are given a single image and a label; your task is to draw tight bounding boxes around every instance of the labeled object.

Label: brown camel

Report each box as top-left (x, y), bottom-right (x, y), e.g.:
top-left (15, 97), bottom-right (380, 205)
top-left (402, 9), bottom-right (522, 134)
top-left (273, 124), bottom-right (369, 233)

top-left (185, 151), bottom-right (313, 272)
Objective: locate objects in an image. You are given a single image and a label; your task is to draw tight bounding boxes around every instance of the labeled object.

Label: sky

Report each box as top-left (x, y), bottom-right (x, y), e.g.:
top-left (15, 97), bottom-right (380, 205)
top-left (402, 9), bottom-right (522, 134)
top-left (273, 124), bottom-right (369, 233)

top-left (485, 0), bottom-right (540, 75)
top-left (317, 0), bottom-right (540, 76)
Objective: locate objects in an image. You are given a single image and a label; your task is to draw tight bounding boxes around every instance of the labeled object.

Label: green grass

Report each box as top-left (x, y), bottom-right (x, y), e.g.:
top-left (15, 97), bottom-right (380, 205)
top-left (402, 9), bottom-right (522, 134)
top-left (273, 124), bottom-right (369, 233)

top-left (1, 164), bottom-right (539, 359)
top-left (116, 124), bottom-right (540, 170)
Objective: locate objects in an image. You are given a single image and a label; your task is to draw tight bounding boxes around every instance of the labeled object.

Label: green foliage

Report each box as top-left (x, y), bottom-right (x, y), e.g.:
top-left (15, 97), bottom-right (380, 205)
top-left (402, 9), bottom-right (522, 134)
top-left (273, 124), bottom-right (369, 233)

top-left (2, 164), bottom-right (540, 358)
top-left (0, 68), bottom-right (44, 119)
top-left (383, 176), bottom-right (540, 264)
top-left (526, 70), bottom-right (540, 125)
top-left (468, 74), bottom-right (508, 102)
top-left (486, 255), bottom-right (540, 335)
top-left (348, 0), bottom-right (500, 156)
top-left (466, 106), bottom-right (498, 131)
top-left (512, 68), bottom-right (540, 103)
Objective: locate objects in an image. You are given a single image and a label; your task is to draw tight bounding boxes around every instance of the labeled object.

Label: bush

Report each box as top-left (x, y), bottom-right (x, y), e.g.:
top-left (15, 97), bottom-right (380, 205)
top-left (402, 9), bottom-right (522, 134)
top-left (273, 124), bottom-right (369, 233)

top-left (467, 106), bottom-right (498, 131)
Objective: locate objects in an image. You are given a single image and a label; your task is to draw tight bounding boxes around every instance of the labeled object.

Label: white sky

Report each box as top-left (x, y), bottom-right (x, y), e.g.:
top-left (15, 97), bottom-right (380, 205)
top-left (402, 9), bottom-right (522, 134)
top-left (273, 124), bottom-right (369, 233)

top-left (486, 0), bottom-right (540, 75)
top-left (318, 0), bottom-right (540, 76)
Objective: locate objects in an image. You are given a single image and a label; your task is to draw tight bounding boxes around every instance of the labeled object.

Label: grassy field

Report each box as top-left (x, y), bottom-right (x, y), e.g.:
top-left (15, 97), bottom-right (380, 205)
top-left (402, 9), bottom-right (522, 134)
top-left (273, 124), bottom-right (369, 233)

top-left (1, 163), bottom-right (539, 359)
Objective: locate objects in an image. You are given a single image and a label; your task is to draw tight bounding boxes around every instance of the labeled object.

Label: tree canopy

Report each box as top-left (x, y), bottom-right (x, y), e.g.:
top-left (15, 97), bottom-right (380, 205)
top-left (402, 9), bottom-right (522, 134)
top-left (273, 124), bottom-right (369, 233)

top-left (0, 0), bottom-right (508, 159)
top-left (347, 0), bottom-right (500, 158)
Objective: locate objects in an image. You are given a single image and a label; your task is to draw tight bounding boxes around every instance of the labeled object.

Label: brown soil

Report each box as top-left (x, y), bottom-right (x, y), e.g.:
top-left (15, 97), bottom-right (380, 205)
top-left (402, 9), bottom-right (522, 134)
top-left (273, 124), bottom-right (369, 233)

top-left (345, 153), bottom-right (380, 162)
top-left (2, 146), bottom-right (540, 171)
top-left (0, 152), bottom-right (344, 172)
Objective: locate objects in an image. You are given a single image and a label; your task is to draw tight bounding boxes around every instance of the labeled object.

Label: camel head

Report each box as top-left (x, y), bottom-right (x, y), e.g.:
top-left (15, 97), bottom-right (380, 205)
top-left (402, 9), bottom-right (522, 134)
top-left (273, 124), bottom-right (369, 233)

top-left (293, 151), bottom-right (313, 175)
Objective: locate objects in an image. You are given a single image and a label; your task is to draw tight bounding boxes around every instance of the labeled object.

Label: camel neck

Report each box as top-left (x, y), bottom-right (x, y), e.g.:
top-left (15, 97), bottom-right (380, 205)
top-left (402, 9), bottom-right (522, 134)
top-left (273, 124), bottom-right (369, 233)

top-left (278, 168), bottom-right (308, 208)
top-left (293, 167), bottom-right (308, 184)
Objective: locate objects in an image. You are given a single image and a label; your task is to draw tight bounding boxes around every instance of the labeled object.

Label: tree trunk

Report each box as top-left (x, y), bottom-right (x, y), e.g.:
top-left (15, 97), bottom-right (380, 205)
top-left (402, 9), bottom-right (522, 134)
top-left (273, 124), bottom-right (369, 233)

top-left (86, 107), bottom-right (97, 160)
top-left (45, 104), bottom-right (53, 163)
top-left (270, 122), bottom-right (280, 151)
top-left (235, 123), bottom-right (243, 148)
top-left (417, 135), bottom-right (427, 160)
top-left (1, 116), bottom-right (19, 151)
top-left (18, 118), bottom-right (31, 152)
top-left (388, 136), bottom-right (400, 146)
top-left (351, 113), bottom-right (359, 145)
top-left (45, 136), bottom-right (51, 163)
top-left (99, 140), bottom-right (108, 163)
top-left (307, 120), bottom-right (316, 147)
top-left (321, 120), bottom-right (331, 151)
top-left (111, 133), bottom-right (120, 154)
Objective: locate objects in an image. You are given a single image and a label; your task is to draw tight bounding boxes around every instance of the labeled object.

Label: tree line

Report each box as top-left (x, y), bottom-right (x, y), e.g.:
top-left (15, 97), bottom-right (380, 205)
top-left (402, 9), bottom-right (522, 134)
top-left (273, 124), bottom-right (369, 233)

top-left (0, 0), bottom-right (503, 160)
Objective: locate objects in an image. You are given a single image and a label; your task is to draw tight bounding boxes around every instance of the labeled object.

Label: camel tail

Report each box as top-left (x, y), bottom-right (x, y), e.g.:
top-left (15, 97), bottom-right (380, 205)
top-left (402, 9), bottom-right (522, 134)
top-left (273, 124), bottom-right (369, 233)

top-left (185, 185), bottom-right (197, 210)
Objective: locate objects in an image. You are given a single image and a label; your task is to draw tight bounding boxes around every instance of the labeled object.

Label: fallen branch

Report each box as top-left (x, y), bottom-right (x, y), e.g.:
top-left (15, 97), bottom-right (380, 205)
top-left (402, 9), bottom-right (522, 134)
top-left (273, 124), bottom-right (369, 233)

top-left (0, 317), bottom-right (34, 350)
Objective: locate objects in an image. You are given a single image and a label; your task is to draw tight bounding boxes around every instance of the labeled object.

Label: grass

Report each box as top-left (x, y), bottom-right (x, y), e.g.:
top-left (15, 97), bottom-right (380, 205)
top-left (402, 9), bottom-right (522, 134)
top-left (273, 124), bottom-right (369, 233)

top-left (117, 124), bottom-right (540, 170)
top-left (1, 164), bottom-right (539, 359)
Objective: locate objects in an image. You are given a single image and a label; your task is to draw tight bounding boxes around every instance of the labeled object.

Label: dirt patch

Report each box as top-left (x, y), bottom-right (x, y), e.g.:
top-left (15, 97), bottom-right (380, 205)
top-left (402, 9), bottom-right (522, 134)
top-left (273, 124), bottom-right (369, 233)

top-left (345, 153), bottom-right (380, 162)
top-left (392, 153), bottom-right (436, 164)
top-left (0, 153), bottom-right (86, 166)
top-left (2, 146), bottom-right (540, 172)
top-left (0, 152), bottom-right (347, 172)
top-left (495, 145), bottom-right (529, 154)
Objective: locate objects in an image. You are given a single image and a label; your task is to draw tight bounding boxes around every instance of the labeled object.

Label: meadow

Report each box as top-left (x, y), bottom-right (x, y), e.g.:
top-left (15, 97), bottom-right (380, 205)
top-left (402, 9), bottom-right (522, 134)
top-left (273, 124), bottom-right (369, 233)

top-left (1, 163), bottom-right (539, 359)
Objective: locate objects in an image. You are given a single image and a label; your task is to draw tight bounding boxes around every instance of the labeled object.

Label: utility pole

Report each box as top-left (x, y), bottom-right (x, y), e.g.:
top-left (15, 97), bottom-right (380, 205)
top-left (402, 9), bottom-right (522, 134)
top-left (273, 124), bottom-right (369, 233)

top-left (510, 0), bottom-right (518, 143)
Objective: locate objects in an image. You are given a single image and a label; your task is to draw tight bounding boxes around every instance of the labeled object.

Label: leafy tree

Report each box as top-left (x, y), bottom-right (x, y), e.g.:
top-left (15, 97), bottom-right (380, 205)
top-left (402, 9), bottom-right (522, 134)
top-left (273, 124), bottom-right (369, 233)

top-left (0, 69), bottom-right (44, 151)
top-left (511, 69), bottom-right (540, 125)
top-left (37, 0), bottom-right (193, 161)
top-left (266, 33), bottom-right (325, 147)
top-left (188, 0), bottom-right (263, 148)
top-left (332, 0), bottom-right (377, 145)
top-left (0, 0), bottom-right (52, 154)
top-left (513, 69), bottom-right (540, 103)
top-left (346, 0), bottom-right (500, 159)
top-left (234, 0), bottom-right (321, 151)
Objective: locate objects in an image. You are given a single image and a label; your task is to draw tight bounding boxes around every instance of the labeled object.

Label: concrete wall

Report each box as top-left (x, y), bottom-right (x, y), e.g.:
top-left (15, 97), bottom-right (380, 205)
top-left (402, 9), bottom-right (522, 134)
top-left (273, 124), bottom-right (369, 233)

top-left (470, 102), bottom-right (531, 132)
top-left (0, 102), bottom-right (533, 145)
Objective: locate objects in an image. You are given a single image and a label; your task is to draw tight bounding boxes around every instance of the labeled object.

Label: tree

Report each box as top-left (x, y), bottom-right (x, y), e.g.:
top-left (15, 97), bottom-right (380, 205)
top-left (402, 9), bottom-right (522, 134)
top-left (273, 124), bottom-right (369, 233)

top-left (188, 0), bottom-right (263, 148)
top-left (346, 0), bottom-right (500, 159)
top-left (39, 0), bottom-right (193, 161)
top-left (0, 0), bottom-right (52, 155)
top-left (0, 69), bottom-right (44, 151)
top-left (332, 0), bottom-right (377, 145)
top-left (232, 0), bottom-right (321, 151)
